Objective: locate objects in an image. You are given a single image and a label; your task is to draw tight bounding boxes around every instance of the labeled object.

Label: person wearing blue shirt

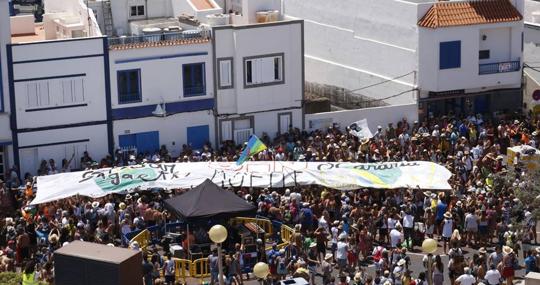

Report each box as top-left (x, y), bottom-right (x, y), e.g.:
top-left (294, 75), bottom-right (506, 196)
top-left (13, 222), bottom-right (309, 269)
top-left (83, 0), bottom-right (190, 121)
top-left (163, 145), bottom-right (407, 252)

top-left (436, 197), bottom-right (447, 235)
top-left (525, 250), bottom-right (537, 274)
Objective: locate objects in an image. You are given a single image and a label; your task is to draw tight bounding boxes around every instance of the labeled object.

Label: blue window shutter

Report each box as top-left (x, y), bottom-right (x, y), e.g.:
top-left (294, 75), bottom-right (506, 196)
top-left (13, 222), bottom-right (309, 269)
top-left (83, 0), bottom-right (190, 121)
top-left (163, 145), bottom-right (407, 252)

top-left (134, 131), bottom-right (159, 154)
top-left (119, 134), bottom-right (136, 148)
top-left (187, 125), bottom-right (209, 149)
top-left (439, 41), bottom-right (461, 69)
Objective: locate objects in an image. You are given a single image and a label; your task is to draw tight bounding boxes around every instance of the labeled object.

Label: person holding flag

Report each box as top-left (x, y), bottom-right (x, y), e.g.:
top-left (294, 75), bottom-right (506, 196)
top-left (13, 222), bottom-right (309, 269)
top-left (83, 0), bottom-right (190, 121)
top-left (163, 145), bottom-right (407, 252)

top-left (236, 135), bottom-right (268, 165)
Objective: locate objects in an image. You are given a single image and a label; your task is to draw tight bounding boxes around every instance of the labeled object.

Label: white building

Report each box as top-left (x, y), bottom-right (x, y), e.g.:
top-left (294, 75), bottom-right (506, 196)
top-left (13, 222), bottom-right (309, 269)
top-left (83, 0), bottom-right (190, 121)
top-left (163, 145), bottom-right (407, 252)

top-left (0, 0), bottom-right (12, 181)
top-left (522, 0), bottom-right (540, 114)
top-left (4, 0), bottom-right (109, 176)
top-left (108, 35), bottom-right (216, 157)
top-left (284, 0), bottom-right (524, 118)
top-left (1, 0), bottom-right (304, 175)
top-left (213, 0), bottom-right (303, 143)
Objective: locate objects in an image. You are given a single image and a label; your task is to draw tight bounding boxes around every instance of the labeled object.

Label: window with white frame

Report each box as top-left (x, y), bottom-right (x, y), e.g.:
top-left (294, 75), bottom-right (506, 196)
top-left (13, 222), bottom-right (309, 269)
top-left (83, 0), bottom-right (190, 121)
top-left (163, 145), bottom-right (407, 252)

top-left (218, 58), bottom-right (233, 89)
top-left (129, 5), bottom-right (145, 17)
top-left (244, 53), bottom-right (284, 87)
top-left (26, 82), bottom-right (50, 108)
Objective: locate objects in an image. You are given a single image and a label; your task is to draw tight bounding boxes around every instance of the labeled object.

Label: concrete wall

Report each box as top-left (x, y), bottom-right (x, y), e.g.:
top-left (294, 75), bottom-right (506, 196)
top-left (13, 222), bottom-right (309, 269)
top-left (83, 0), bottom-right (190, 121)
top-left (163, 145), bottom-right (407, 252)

top-left (11, 38), bottom-right (107, 129)
top-left (109, 42), bottom-right (214, 109)
top-left (418, 22), bottom-right (523, 94)
top-left (284, 0), bottom-right (418, 105)
top-left (305, 103), bottom-right (418, 133)
top-left (17, 124), bottom-right (109, 176)
top-left (10, 15), bottom-right (34, 35)
top-left (112, 110), bottom-right (215, 157)
top-left (111, 0), bottom-right (173, 35)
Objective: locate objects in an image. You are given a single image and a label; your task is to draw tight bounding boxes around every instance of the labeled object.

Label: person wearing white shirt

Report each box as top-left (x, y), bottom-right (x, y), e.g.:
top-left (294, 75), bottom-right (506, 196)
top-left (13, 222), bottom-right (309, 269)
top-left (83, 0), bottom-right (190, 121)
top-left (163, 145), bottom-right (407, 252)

top-left (390, 225), bottom-right (404, 248)
top-left (464, 211), bottom-right (478, 246)
top-left (455, 268), bottom-right (476, 285)
top-left (485, 265), bottom-right (502, 285)
top-left (336, 236), bottom-right (349, 274)
top-left (402, 209), bottom-right (414, 249)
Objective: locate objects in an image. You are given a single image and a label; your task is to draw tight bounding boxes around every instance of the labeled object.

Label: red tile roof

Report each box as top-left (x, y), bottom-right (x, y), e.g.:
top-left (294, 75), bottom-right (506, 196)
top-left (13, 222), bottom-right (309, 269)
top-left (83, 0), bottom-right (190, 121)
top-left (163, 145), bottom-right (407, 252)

top-left (418, 0), bottom-right (522, 29)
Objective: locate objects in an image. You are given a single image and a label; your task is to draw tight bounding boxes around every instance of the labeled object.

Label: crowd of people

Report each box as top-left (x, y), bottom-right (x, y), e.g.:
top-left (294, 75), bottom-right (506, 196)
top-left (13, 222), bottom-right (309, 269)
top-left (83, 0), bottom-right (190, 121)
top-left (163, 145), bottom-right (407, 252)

top-left (1, 111), bottom-right (540, 285)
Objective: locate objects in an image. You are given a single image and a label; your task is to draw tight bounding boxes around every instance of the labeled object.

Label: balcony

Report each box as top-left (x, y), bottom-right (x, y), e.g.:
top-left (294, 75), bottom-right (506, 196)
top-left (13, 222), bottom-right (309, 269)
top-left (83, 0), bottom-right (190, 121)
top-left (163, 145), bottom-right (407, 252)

top-left (479, 60), bottom-right (520, 75)
top-left (107, 30), bottom-right (211, 50)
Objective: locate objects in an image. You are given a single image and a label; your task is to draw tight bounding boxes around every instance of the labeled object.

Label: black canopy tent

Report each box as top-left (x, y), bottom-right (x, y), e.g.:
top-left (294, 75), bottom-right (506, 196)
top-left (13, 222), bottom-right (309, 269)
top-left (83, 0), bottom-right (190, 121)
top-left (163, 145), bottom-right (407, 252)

top-left (163, 179), bottom-right (256, 258)
top-left (163, 179), bottom-right (256, 222)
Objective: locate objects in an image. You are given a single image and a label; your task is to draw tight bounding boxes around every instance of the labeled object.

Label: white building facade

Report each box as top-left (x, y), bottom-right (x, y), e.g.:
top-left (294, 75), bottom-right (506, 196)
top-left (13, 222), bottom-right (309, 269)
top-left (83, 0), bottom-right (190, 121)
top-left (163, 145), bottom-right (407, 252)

top-left (1, 0), bottom-right (305, 175)
top-left (108, 38), bottom-right (216, 157)
top-left (213, 20), bottom-right (304, 143)
top-left (284, 0), bottom-right (524, 117)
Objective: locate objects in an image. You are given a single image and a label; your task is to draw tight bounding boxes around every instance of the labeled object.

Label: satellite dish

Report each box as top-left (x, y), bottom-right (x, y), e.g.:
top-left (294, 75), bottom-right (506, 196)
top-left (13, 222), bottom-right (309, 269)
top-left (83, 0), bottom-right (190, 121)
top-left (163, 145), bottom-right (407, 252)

top-left (152, 103), bottom-right (166, 117)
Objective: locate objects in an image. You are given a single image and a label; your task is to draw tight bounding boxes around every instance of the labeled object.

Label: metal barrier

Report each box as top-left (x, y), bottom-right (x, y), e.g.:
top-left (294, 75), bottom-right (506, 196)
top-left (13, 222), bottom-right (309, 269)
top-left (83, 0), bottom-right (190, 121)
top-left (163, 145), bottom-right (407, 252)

top-left (231, 217), bottom-right (273, 238)
top-left (130, 229), bottom-right (150, 251)
top-left (173, 258), bottom-right (192, 284)
top-left (191, 258), bottom-right (210, 279)
top-left (281, 224), bottom-right (294, 243)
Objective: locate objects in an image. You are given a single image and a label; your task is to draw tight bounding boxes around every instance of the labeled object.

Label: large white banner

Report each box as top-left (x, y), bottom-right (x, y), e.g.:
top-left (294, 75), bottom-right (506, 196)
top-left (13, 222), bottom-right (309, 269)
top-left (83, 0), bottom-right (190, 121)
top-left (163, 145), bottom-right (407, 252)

top-left (32, 161), bottom-right (452, 204)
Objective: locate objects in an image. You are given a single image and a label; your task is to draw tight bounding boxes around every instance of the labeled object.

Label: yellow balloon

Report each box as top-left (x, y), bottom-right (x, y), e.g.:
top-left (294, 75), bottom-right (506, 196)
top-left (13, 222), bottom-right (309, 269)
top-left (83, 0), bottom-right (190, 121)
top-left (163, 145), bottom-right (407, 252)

top-left (208, 225), bottom-right (228, 243)
top-left (253, 262), bottom-right (270, 279)
top-left (422, 238), bottom-right (438, 254)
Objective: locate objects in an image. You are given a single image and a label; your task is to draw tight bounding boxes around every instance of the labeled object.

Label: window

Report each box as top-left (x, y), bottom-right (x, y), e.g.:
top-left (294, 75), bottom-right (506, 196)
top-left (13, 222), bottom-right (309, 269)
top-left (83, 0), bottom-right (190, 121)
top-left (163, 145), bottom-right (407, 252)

top-left (130, 5), bottom-right (145, 17)
top-left (26, 82), bottom-right (50, 108)
top-left (244, 53), bottom-right (284, 87)
top-left (479, 50), bottom-right (490, 60)
top-left (62, 78), bottom-right (85, 104)
top-left (439, 41), bottom-right (461, 69)
top-left (117, 69), bottom-right (141, 104)
top-left (218, 58), bottom-right (233, 89)
top-left (183, 63), bottom-right (206, 97)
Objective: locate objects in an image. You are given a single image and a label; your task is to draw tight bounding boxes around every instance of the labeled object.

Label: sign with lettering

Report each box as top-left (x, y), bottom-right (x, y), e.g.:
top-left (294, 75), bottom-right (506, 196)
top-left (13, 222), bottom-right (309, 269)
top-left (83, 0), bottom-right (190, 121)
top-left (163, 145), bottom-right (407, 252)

top-left (32, 161), bottom-right (452, 204)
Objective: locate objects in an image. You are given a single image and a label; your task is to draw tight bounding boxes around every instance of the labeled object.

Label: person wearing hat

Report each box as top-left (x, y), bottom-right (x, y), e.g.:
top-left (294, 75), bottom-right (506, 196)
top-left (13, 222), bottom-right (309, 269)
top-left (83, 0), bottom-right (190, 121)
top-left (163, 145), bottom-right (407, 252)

top-left (501, 246), bottom-right (517, 285)
top-left (320, 253), bottom-right (333, 284)
top-left (442, 212), bottom-right (454, 254)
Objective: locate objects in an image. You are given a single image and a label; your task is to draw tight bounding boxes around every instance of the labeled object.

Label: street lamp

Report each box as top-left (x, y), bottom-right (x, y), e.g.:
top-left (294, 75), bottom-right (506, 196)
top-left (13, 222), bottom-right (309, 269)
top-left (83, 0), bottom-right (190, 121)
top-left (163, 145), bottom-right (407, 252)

top-left (253, 262), bottom-right (270, 285)
top-left (422, 238), bottom-right (437, 285)
top-left (209, 225), bottom-right (228, 285)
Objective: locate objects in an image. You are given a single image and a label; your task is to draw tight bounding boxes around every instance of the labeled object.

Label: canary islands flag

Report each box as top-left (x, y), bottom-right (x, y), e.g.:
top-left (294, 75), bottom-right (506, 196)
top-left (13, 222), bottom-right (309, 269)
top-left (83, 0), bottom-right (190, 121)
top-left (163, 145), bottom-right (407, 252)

top-left (236, 135), bottom-right (267, 165)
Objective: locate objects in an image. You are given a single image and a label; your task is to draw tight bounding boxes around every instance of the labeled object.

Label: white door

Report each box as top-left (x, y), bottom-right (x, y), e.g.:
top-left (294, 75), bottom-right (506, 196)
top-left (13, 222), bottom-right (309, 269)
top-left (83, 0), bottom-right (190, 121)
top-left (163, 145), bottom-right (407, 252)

top-left (20, 148), bottom-right (38, 176)
top-left (221, 120), bottom-right (233, 142)
top-left (278, 113), bottom-right (291, 134)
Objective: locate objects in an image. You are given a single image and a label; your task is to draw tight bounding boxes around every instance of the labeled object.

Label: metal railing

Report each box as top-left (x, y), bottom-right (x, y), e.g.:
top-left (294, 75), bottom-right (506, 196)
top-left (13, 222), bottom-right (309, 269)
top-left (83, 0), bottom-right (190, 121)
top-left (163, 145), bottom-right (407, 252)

top-left (479, 60), bottom-right (520, 75)
top-left (108, 30), bottom-right (211, 46)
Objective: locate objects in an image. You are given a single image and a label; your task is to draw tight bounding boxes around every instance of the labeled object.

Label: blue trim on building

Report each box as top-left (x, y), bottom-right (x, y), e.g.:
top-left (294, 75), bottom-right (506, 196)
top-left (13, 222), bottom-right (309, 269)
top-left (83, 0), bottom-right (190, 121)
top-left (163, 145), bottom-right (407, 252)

top-left (6, 45), bottom-right (19, 170)
top-left (0, 141), bottom-right (12, 146)
top-left (115, 52), bottom-right (208, 64)
top-left (111, 98), bottom-right (214, 120)
top-left (13, 53), bottom-right (105, 64)
top-left (19, 139), bottom-right (90, 149)
top-left (25, 103), bottom-right (88, 112)
top-left (103, 38), bottom-right (114, 156)
top-left (14, 73), bottom-right (86, 83)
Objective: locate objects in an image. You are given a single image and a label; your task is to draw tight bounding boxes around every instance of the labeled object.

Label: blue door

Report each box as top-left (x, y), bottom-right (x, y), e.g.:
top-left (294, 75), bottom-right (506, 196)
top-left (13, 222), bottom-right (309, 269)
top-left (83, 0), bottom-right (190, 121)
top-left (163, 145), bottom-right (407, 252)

top-left (187, 125), bottom-right (209, 149)
top-left (119, 131), bottom-right (159, 154)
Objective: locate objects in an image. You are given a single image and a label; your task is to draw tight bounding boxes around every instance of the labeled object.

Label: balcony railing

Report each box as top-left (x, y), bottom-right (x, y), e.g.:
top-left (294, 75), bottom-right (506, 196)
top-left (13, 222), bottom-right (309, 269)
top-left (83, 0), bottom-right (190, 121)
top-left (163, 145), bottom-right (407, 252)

top-left (479, 60), bottom-right (521, 75)
top-left (108, 30), bottom-right (211, 46)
